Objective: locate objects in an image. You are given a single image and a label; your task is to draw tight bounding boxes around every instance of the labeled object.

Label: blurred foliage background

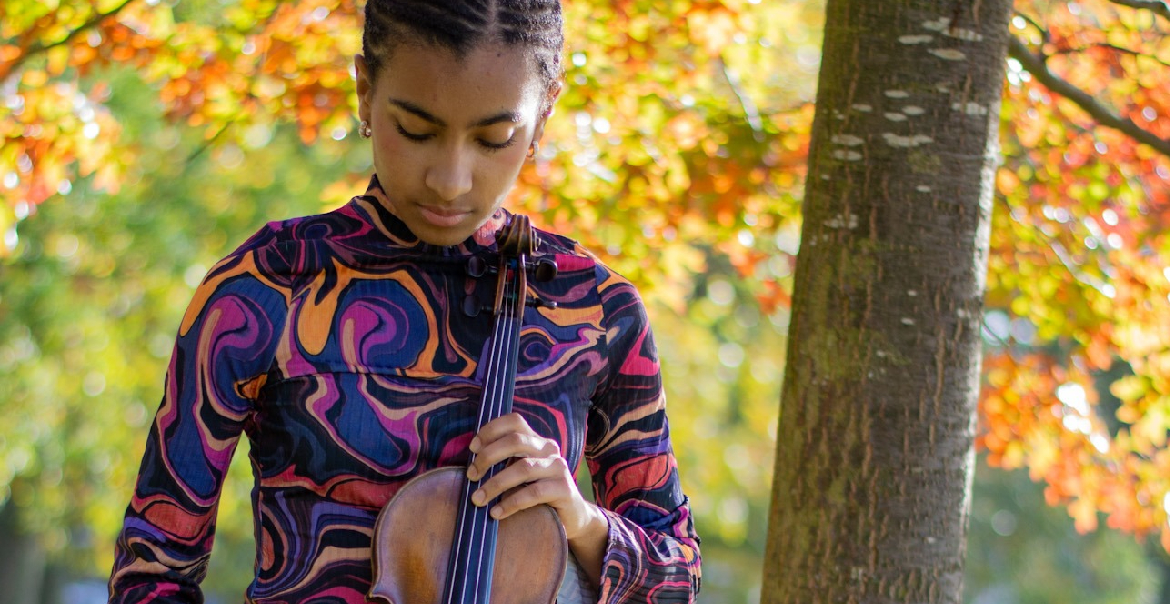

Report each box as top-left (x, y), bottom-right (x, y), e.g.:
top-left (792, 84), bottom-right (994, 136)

top-left (3, 0), bottom-right (1170, 602)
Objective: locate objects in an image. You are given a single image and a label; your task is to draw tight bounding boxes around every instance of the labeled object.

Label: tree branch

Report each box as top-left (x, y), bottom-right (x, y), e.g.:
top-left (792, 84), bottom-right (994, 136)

top-left (1049, 42), bottom-right (1170, 69)
top-left (981, 316), bottom-right (1014, 349)
top-left (184, 121), bottom-right (234, 166)
top-left (1107, 0), bottom-right (1170, 22)
top-left (2, 0), bottom-right (138, 82)
top-left (1008, 36), bottom-right (1170, 158)
top-left (716, 55), bottom-right (765, 142)
top-left (1014, 11), bottom-right (1051, 43)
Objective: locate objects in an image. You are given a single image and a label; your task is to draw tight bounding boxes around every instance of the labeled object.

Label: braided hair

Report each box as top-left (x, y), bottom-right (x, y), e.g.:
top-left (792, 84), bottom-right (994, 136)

top-left (362, 0), bottom-right (564, 108)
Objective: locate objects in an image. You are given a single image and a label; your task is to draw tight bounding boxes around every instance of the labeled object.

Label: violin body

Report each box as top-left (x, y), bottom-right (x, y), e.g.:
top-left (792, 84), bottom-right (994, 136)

top-left (369, 468), bottom-right (566, 604)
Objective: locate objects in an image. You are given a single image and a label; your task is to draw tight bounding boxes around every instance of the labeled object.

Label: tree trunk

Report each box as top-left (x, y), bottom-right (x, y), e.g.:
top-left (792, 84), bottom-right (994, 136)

top-left (761, 1), bottom-right (1012, 603)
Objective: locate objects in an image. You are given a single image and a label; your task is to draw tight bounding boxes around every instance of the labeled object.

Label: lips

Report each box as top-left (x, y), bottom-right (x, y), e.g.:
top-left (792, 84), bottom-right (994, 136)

top-left (417, 205), bottom-right (471, 227)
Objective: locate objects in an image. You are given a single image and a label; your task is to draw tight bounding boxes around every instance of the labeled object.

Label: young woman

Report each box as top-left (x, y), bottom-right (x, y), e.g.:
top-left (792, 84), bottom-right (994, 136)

top-left (108, 1), bottom-right (700, 602)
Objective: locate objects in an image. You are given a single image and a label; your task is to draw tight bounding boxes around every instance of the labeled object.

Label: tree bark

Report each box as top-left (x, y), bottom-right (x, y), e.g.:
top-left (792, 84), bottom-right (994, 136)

top-left (761, 1), bottom-right (1012, 602)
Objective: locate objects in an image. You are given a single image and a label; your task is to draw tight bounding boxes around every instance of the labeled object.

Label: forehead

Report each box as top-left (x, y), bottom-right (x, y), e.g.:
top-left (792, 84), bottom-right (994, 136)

top-left (375, 43), bottom-right (544, 120)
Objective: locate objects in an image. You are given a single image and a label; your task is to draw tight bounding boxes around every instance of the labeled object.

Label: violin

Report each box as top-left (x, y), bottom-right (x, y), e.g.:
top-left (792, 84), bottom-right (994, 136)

top-left (368, 214), bottom-right (567, 604)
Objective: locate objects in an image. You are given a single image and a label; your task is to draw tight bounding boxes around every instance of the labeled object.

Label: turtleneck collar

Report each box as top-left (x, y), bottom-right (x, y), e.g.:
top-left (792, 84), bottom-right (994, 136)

top-left (349, 175), bottom-right (508, 257)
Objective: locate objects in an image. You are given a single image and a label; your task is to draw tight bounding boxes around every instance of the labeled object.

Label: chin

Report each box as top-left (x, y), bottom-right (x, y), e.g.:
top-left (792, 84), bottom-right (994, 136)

top-left (414, 226), bottom-right (475, 247)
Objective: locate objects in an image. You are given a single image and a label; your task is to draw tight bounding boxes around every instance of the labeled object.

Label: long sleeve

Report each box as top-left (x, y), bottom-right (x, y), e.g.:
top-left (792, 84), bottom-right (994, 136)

top-left (109, 239), bottom-right (286, 603)
top-left (586, 268), bottom-right (701, 604)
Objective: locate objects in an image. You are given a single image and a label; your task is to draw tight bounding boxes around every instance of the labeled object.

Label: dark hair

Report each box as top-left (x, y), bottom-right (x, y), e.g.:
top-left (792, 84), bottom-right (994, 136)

top-left (362, 0), bottom-right (564, 107)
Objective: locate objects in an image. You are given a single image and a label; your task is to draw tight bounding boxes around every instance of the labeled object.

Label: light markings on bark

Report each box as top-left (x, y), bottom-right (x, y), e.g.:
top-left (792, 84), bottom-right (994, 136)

top-left (929, 48), bottom-right (969, 61)
top-left (832, 134), bottom-right (866, 146)
top-left (899, 34), bottom-right (934, 45)
top-left (824, 214), bottom-right (862, 230)
top-left (833, 150), bottom-right (864, 161)
top-left (923, 18), bottom-right (985, 42)
top-left (882, 134), bottom-right (935, 148)
top-left (953, 102), bottom-right (989, 115)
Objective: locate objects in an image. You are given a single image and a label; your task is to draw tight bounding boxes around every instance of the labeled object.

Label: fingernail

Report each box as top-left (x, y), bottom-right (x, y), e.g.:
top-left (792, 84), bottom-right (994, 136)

top-left (472, 490), bottom-right (485, 506)
top-left (469, 437), bottom-right (480, 453)
top-left (490, 506), bottom-right (502, 518)
top-left (466, 467), bottom-right (478, 481)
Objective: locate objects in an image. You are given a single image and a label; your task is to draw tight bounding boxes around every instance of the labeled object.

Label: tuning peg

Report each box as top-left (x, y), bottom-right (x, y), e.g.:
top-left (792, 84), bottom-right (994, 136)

top-left (466, 256), bottom-right (491, 278)
top-left (530, 257), bottom-right (558, 282)
top-left (526, 296), bottom-right (558, 309)
top-left (462, 295), bottom-right (490, 317)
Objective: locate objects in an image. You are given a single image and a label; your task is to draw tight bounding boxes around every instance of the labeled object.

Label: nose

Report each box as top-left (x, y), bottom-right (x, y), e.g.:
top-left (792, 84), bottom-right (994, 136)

top-left (425, 145), bottom-right (473, 201)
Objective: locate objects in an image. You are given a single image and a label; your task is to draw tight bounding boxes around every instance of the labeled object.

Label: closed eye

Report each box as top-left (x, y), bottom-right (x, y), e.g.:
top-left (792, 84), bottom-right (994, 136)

top-left (479, 136), bottom-right (517, 151)
top-left (396, 123), bottom-right (434, 142)
top-left (395, 120), bottom-right (517, 152)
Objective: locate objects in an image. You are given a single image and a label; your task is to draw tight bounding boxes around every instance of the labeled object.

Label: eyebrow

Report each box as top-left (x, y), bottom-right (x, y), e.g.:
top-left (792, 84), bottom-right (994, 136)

top-left (389, 98), bottom-right (521, 128)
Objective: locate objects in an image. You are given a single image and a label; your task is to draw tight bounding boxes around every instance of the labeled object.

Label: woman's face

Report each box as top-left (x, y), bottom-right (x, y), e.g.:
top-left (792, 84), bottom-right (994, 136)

top-left (356, 43), bottom-right (551, 246)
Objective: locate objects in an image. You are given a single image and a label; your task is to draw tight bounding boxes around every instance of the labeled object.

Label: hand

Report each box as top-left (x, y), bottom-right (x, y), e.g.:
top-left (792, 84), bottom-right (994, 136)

top-left (464, 412), bottom-right (607, 543)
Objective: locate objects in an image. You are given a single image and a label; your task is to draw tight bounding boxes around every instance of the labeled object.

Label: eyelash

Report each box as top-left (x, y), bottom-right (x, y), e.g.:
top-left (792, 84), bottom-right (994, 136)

top-left (395, 124), bottom-right (517, 151)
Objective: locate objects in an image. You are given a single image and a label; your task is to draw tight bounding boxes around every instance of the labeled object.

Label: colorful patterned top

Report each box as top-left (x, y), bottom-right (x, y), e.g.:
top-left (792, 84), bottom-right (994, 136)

top-left (108, 178), bottom-right (701, 603)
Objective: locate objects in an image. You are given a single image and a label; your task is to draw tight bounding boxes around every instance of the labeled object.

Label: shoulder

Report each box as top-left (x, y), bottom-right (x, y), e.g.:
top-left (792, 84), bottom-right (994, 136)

top-left (529, 224), bottom-right (634, 291)
top-left (187, 204), bottom-right (366, 320)
top-left (238, 203), bottom-right (368, 256)
top-left (528, 224), bottom-right (646, 332)
top-left (210, 202), bottom-right (371, 279)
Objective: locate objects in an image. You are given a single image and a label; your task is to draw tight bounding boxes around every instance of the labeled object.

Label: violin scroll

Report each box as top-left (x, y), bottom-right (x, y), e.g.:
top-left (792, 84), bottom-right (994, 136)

top-left (496, 214), bottom-right (535, 258)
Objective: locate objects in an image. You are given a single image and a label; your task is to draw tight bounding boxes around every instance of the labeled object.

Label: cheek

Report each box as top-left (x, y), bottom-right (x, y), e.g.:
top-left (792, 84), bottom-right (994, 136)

top-left (372, 125), bottom-right (404, 159)
top-left (481, 147), bottom-right (529, 187)
top-left (371, 129), bottom-right (422, 178)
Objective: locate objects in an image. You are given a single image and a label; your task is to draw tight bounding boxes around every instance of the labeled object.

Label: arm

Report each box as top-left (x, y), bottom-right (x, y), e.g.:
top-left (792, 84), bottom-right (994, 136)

top-left (586, 269), bottom-right (701, 604)
top-left (108, 246), bottom-right (284, 603)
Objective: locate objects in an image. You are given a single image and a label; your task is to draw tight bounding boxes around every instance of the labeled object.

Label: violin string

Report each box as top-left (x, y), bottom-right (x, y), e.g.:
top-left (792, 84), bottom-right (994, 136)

top-left (445, 265), bottom-right (504, 604)
top-left (478, 258), bottom-right (523, 601)
top-left (490, 258), bottom-right (525, 598)
top-left (476, 259), bottom-right (521, 602)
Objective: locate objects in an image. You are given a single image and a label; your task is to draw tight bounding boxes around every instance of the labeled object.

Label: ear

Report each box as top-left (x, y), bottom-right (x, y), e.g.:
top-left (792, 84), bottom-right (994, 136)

top-left (355, 54), bottom-right (373, 123)
top-left (532, 80), bottom-right (563, 144)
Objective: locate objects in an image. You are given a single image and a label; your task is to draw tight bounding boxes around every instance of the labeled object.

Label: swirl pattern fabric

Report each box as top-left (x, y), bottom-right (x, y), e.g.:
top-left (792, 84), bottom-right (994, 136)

top-left (109, 178), bottom-right (701, 603)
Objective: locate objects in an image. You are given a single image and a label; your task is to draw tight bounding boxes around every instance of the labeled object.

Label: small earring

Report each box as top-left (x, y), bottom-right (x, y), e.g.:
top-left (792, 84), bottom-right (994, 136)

top-left (527, 141), bottom-right (539, 161)
top-left (359, 120), bottom-right (372, 138)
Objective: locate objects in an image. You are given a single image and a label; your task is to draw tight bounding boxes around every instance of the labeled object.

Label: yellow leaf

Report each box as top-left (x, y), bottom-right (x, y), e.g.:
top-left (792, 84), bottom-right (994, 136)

top-left (1111, 376), bottom-right (1149, 402)
top-left (22, 68), bottom-right (47, 87)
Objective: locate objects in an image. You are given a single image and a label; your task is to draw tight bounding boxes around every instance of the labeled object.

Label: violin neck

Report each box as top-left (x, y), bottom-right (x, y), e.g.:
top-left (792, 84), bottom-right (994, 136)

top-left (476, 261), bottom-right (525, 428)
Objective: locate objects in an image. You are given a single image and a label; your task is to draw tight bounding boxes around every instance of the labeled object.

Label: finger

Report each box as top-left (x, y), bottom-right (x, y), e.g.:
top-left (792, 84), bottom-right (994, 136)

top-left (471, 454), bottom-right (568, 508)
top-left (487, 474), bottom-right (575, 521)
top-left (467, 429), bottom-right (561, 481)
top-left (468, 412), bottom-right (532, 453)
